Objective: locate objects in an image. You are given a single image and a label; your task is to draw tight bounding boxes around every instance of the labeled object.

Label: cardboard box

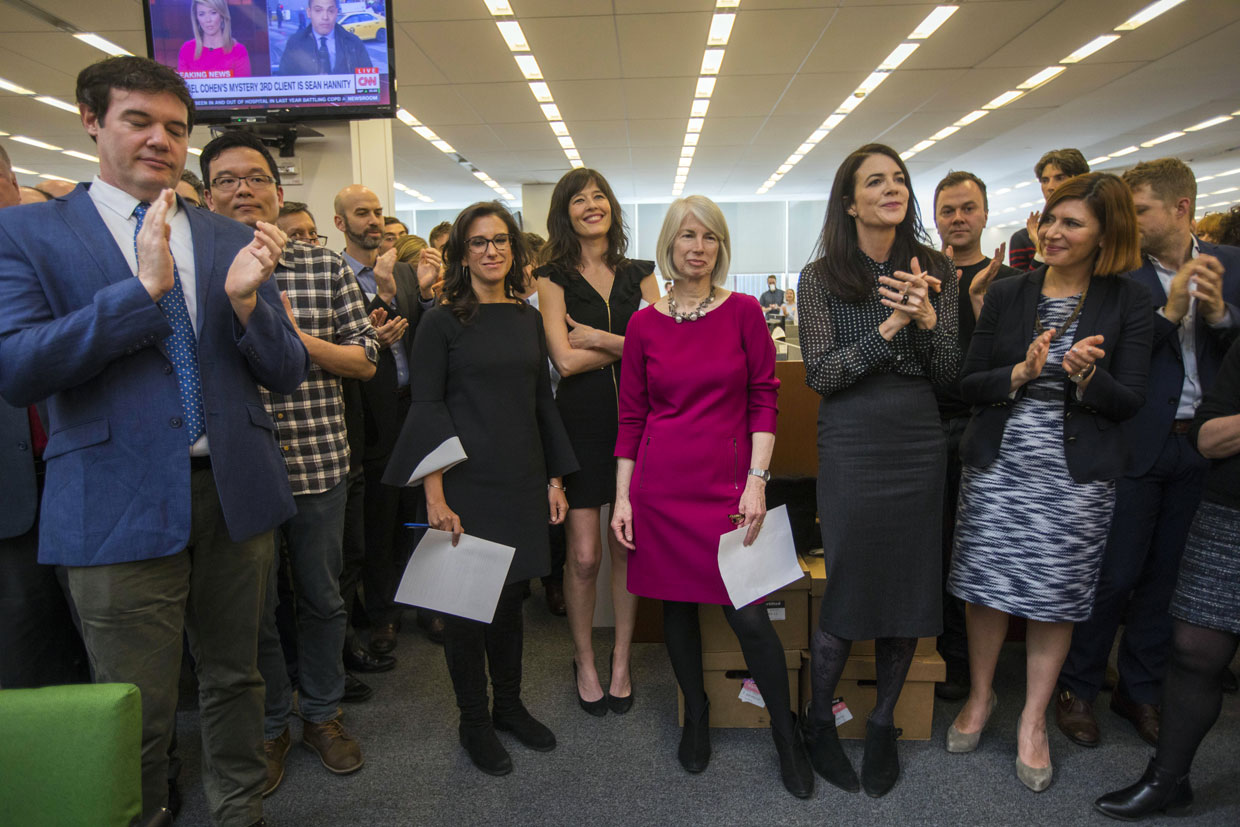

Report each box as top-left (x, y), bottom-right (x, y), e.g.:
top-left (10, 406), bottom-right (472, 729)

top-left (698, 568), bottom-right (810, 653)
top-left (801, 553), bottom-right (936, 656)
top-left (796, 651), bottom-right (945, 740)
top-left (678, 649), bottom-right (803, 728)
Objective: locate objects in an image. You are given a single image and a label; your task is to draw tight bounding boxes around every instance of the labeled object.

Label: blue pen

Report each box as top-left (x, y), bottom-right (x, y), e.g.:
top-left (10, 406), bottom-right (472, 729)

top-left (403, 522), bottom-right (432, 529)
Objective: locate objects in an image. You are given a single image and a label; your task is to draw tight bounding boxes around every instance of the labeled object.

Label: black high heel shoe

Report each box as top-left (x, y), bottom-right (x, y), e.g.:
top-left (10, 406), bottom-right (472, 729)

top-left (1094, 759), bottom-right (1193, 821)
top-left (605, 647), bottom-right (634, 715)
top-left (573, 660), bottom-right (607, 717)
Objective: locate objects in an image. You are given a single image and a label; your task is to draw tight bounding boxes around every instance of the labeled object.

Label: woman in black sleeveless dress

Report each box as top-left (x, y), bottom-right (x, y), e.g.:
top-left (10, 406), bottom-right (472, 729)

top-left (536, 169), bottom-right (659, 716)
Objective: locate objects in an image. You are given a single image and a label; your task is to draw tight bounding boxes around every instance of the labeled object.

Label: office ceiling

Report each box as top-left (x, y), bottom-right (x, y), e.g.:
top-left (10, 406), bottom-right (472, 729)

top-left (2, 0), bottom-right (1239, 226)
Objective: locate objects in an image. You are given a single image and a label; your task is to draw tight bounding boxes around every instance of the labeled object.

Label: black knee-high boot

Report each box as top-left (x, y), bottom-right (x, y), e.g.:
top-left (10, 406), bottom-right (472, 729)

top-left (443, 613), bottom-right (510, 776)
top-left (487, 582), bottom-right (554, 752)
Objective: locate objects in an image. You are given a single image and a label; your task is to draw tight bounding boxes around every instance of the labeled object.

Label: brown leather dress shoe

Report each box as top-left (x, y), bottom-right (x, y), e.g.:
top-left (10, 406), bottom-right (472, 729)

top-left (263, 727), bottom-right (290, 797)
top-left (1110, 689), bottom-right (1159, 747)
top-left (1055, 688), bottom-right (1099, 747)
top-left (370, 623), bottom-right (398, 655)
top-left (303, 718), bottom-right (364, 774)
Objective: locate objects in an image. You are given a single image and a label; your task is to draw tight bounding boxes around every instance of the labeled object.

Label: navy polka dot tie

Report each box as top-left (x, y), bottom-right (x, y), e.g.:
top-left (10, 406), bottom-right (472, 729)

top-left (134, 202), bottom-right (205, 444)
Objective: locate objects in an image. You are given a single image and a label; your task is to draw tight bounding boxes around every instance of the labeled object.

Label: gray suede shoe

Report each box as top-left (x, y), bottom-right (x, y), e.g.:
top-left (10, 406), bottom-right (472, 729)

top-left (1015, 717), bottom-right (1053, 792)
top-left (945, 691), bottom-right (997, 754)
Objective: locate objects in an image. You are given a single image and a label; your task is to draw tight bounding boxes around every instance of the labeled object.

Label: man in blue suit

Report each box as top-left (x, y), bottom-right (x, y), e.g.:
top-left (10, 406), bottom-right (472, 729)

top-left (0, 57), bottom-right (308, 827)
top-left (1057, 158), bottom-right (1240, 750)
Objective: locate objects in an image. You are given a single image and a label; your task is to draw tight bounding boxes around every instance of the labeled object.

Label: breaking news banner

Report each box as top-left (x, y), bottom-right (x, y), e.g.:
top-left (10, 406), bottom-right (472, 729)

top-left (183, 68), bottom-right (382, 105)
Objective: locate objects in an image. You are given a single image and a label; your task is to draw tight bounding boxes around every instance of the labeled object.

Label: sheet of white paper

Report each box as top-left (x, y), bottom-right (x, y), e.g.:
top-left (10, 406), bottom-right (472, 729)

top-left (395, 529), bottom-right (515, 623)
top-left (717, 505), bottom-right (803, 610)
top-left (405, 437), bottom-right (467, 486)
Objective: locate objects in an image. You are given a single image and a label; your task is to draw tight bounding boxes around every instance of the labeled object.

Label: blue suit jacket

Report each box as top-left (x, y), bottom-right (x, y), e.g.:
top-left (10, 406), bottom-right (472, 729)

top-left (0, 185), bottom-right (310, 566)
top-left (1121, 241), bottom-right (1240, 476)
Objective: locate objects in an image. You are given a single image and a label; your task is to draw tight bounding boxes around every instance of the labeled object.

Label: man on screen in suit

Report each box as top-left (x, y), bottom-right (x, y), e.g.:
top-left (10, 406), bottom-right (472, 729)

top-left (0, 56), bottom-right (309, 827)
top-left (277, 0), bottom-right (373, 76)
top-left (1057, 158), bottom-right (1240, 749)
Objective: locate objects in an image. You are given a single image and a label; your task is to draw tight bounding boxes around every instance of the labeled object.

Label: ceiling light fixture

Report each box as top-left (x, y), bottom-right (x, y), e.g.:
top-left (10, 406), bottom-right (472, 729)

top-left (11, 135), bottom-right (62, 151)
top-left (61, 150), bottom-right (99, 162)
top-left (757, 6), bottom-right (957, 192)
top-left (900, 3), bottom-right (1187, 162)
top-left (73, 33), bottom-right (133, 56)
top-left (0, 77), bottom-right (35, 95)
top-left (35, 95), bottom-right (80, 114)
top-left (486, 2), bottom-right (584, 172)
top-left (1184, 115), bottom-right (1232, 132)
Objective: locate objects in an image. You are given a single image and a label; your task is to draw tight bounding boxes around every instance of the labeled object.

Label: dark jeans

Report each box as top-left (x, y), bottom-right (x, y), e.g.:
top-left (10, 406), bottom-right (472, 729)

top-left (442, 582), bottom-right (527, 726)
top-left (1060, 433), bottom-right (1208, 705)
top-left (362, 455), bottom-right (419, 626)
top-left (938, 416), bottom-right (969, 666)
top-left (259, 480), bottom-right (349, 735)
top-left (339, 466), bottom-right (367, 642)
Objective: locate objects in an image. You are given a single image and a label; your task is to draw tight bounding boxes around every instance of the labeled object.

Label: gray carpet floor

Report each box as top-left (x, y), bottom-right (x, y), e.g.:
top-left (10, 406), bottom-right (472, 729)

top-left (174, 588), bottom-right (1240, 826)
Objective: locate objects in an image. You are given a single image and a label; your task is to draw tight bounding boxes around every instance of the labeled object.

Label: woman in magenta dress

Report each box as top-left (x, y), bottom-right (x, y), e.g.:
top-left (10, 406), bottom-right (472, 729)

top-left (177, 0), bottom-right (252, 77)
top-left (611, 195), bottom-right (812, 799)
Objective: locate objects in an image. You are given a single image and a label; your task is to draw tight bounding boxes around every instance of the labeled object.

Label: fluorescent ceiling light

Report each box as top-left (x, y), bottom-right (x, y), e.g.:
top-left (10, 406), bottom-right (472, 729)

top-left (558, 136), bottom-right (575, 149)
top-left (540, 103), bottom-right (561, 120)
top-left (472, 171), bottom-right (489, 181)
top-left (73, 33), bottom-right (132, 56)
top-left (681, 146), bottom-right (696, 158)
top-left (1109, 145), bottom-right (1139, 157)
top-left (12, 166), bottom-right (40, 174)
top-left (1087, 155), bottom-right (1111, 166)
top-left (687, 118), bottom-right (704, 133)
top-left (786, 153), bottom-right (804, 164)
top-left (899, 150), bottom-right (917, 161)
top-left (1017, 66), bottom-right (1065, 90)
top-left (431, 140), bottom-right (455, 153)
top-left (393, 182), bottom-right (409, 191)
top-left (684, 133), bottom-right (700, 146)
top-left (994, 187), bottom-right (1012, 195)
top-left (1115, 0), bottom-right (1188, 32)
top-left (496, 21), bottom-right (529, 52)
top-left (39, 174), bottom-right (75, 183)
top-left (708, 13), bottom-right (735, 46)
top-left (11, 136), bottom-right (62, 151)
top-left (954, 110), bottom-right (988, 126)
top-left (514, 55), bottom-right (542, 80)
top-left (395, 108), bottom-right (418, 126)
top-left (1196, 175), bottom-right (1216, 183)
top-left (61, 150), bottom-right (99, 162)
top-left (528, 82), bottom-right (552, 102)
top-left (1185, 115), bottom-right (1232, 132)
top-left (484, 1), bottom-right (514, 14)
top-left (855, 71), bottom-right (889, 95)
top-left (822, 114), bottom-right (846, 129)
top-left (908, 6), bottom-right (958, 40)
top-left (695, 77), bottom-right (716, 98)
top-left (565, 148), bottom-right (580, 160)
top-left (35, 96), bottom-right (79, 114)
top-left (187, 147), bottom-right (202, 156)
top-left (1220, 168), bottom-right (1240, 177)
top-left (1061, 34), bottom-right (1119, 64)
top-left (0, 77), bottom-right (35, 95)
top-left (413, 126), bottom-right (438, 140)
top-left (911, 139), bottom-right (936, 152)
top-left (983, 90), bottom-right (1023, 110)
top-left (930, 125), bottom-right (959, 140)
top-left (796, 142), bottom-right (814, 154)
top-left (1211, 186), bottom-right (1238, 195)
top-left (878, 43), bottom-right (919, 71)
top-left (1014, 181), bottom-right (1032, 188)
top-left (808, 130), bottom-right (827, 142)
top-left (570, 160), bottom-right (585, 169)
top-left (691, 99), bottom-right (710, 117)
top-left (1140, 131), bottom-right (1184, 147)
top-left (550, 121), bottom-right (569, 136)
top-left (700, 49), bottom-right (725, 75)
top-left (836, 95), bottom-right (864, 114)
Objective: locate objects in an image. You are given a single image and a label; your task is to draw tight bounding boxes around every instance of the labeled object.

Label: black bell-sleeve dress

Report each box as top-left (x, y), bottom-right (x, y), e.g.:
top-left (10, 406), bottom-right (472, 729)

top-left (382, 302), bottom-right (579, 584)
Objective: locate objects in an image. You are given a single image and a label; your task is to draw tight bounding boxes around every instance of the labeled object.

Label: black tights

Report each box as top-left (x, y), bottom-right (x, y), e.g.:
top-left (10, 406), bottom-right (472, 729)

top-left (810, 628), bottom-right (917, 728)
top-left (663, 600), bottom-right (795, 739)
top-left (1155, 620), bottom-right (1239, 777)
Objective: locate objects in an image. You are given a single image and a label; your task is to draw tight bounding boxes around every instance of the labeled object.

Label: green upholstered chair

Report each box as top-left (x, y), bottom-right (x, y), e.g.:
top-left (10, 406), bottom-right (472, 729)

top-left (0, 683), bottom-right (143, 826)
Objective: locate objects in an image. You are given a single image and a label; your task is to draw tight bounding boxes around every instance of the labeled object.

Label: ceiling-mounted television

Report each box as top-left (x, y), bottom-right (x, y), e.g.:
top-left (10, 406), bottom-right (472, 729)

top-left (143, 0), bottom-right (396, 125)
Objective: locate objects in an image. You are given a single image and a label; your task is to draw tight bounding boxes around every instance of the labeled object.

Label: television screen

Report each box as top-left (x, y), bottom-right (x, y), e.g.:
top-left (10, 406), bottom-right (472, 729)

top-left (144, 0), bottom-right (396, 124)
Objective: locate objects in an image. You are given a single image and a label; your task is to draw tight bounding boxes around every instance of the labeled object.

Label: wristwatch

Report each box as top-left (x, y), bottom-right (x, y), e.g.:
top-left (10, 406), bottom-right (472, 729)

top-left (748, 468), bottom-right (771, 482)
top-left (1068, 364), bottom-right (1096, 384)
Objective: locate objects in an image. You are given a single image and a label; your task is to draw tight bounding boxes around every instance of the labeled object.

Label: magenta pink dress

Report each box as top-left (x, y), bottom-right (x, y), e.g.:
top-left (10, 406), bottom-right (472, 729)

top-left (178, 41), bottom-right (252, 77)
top-left (615, 293), bottom-right (779, 604)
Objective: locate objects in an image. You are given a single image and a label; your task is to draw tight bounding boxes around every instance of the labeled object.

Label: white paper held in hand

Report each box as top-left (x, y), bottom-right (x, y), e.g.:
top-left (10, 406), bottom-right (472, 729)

top-left (394, 528), bottom-right (515, 623)
top-left (716, 504), bottom-right (803, 610)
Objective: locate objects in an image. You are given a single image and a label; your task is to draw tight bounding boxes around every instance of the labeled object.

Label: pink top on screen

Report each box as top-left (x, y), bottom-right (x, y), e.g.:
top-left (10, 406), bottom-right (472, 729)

top-left (177, 40), bottom-right (253, 77)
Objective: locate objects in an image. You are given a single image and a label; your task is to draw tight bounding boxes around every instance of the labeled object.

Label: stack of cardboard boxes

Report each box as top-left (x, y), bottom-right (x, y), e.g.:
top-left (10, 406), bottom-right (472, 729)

top-left (678, 554), bottom-right (945, 740)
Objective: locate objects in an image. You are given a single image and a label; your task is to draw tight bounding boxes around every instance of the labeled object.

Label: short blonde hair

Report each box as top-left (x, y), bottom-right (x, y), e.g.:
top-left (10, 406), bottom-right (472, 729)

top-left (656, 195), bottom-right (731, 286)
top-left (191, 0), bottom-right (235, 60)
top-left (394, 234), bottom-right (428, 264)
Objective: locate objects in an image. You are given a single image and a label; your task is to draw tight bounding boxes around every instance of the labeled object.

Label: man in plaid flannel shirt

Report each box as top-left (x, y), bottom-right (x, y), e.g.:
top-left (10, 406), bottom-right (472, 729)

top-left (201, 131), bottom-right (378, 791)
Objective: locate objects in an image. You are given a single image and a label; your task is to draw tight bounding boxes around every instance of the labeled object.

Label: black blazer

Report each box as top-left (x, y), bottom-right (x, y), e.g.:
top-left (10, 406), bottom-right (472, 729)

top-left (357, 261), bottom-right (423, 462)
top-left (0, 399), bottom-right (38, 539)
top-left (960, 267), bottom-right (1153, 482)
top-left (277, 24), bottom-right (373, 76)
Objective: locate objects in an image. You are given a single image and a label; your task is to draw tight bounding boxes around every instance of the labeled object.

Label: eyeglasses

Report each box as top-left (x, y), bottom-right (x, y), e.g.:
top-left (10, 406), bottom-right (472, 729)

top-left (466, 234), bottom-right (512, 254)
top-left (210, 175), bottom-right (277, 192)
top-left (288, 230), bottom-right (328, 246)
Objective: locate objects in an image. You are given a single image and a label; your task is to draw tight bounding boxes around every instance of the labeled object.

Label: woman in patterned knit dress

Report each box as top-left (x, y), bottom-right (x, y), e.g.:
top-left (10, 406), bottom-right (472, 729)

top-left (945, 173), bottom-right (1152, 791)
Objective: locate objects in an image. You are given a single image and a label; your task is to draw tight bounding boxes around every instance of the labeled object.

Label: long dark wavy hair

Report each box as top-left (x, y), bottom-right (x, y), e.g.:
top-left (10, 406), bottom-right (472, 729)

top-left (812, 143), bottom-right (945, 302)
top-left (441, 201), bottom-right (529, 324)
top-left (542, 168), bottom-right (630, 271)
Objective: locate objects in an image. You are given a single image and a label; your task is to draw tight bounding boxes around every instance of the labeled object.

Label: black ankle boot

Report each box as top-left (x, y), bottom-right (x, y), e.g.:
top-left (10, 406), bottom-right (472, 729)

top-left (678, 702), bottom-right (711, 773)
top-left (861, 718), bottom-right (900, 797)
top-left (458, 722), bottom-right (513, 776)
top-left (802, 706), bottom-right (859, 793)
top-left (1094, 759), bottom-right (1193, 821)
top-left (772, 716), bottom-right (814, 798)
top-left (493, 701), bottom-right (556, 752)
